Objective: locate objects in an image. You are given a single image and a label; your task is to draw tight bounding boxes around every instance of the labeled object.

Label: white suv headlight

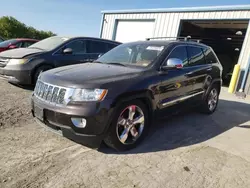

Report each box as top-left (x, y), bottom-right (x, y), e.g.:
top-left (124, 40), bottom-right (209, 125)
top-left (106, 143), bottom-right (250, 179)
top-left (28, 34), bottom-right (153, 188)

top-left (71, 89), bottom-right (108, 102)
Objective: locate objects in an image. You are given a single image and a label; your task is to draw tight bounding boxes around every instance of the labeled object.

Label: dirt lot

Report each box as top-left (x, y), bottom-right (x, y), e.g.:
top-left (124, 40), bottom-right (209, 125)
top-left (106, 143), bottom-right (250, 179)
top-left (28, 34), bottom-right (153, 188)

top-left (0, 80), bottom-right (250, 188)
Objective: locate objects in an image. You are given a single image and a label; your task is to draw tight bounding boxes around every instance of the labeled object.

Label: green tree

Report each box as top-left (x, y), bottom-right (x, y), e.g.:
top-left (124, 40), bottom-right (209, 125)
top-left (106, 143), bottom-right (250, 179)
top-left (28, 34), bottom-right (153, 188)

top-left (0, 16), bottom-right (56, 40)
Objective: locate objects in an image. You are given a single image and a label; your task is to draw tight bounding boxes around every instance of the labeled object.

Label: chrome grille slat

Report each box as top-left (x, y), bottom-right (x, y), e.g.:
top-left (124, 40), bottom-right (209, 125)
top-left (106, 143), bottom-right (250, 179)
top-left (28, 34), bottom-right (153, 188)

top-left (57, 88), bottom-right (66, 104)
top-left (43, 84), bottom-right (49, 99)
top-left (39, 82), bottom-right (45, 97)
top-left (0, 58), bottom-right (9, 68)
top-left (34, 80), bottom-right (71, 106)
top-left (52, 87), bottom-right (59, 103)
top-left (47, 86), bottom-right (53, 102)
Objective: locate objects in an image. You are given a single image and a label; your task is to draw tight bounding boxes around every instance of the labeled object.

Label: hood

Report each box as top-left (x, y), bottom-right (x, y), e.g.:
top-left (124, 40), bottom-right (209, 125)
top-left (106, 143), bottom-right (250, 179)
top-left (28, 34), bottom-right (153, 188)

top-left (40, 63), bottom-right (143, 88)
top-left (0, 48), bottom-right (44, 58)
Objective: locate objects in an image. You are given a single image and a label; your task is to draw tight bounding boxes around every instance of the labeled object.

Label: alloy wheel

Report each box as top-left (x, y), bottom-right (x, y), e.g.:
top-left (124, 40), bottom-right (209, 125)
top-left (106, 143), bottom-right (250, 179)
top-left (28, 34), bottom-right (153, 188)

top-left (208, 88), bottom-right (218, 111)
top-left (116, 105), bottom-right (145, 145)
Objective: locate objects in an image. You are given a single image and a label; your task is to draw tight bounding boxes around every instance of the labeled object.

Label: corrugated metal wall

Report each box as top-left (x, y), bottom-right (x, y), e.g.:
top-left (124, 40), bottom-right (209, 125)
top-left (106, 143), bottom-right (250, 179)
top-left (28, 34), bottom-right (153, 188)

top-left (101, 10), bottom-right (250, 69)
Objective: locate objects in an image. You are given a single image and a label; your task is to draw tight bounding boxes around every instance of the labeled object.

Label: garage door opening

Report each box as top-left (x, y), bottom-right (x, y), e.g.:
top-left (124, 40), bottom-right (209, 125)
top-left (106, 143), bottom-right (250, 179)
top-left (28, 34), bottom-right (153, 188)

top-left (179, 20), bottom-right (248, 86)
top-left (114, 20), bottom-right (155, 43)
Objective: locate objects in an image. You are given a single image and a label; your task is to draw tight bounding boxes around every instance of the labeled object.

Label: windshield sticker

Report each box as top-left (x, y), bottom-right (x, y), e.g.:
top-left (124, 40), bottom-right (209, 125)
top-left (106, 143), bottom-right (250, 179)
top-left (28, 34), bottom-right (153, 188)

top-left (146, 46), bottom-right (164, 51)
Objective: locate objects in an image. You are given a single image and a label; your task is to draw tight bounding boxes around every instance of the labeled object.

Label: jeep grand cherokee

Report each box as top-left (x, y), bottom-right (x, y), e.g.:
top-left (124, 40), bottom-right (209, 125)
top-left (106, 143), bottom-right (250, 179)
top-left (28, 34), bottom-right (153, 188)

top-left (31, 40), bottom-right (223, 151)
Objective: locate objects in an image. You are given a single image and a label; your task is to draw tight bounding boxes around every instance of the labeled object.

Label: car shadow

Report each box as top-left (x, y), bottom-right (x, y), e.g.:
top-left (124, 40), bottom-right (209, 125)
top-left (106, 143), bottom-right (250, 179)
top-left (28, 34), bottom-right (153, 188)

top-left (99, 99), bottom-right (250, 154)
top-left (9, 82), bottom-right (34, 91)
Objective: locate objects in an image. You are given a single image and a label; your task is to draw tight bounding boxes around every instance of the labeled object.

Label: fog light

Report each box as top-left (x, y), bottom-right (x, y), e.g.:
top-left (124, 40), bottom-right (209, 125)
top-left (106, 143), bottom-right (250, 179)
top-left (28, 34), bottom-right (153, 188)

top-left (71, 118), bottom-right (87, 128)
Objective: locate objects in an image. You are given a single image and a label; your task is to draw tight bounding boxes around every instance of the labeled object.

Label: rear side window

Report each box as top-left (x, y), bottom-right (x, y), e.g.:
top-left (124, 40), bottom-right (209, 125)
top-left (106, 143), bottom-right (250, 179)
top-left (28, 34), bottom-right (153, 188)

top-left (106, 43), bottom-right (118, 51)
top-left (87, 40), bottom-right (119, 54)
top-left (167, 46), bottom-right (189, 67)
top-left (87, 40), bottom-right (107, 53)
top-left (187, 46), bottom-right (206, 66)
top-left (203, 48), bottom-right (218, 64)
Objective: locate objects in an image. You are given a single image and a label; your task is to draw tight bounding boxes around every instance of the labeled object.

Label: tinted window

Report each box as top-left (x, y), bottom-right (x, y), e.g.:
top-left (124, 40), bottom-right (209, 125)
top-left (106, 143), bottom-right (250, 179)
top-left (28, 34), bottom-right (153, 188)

top-left (65, 40), bottom-right (86, 54)
top-left (106, 43), bottom-right (118, 51)
top-left (87, 40), bottom-right (107, 53)
top-left (166, 46), bottom-right (188, 66)
top-left (187, 46), bottom-right (206, 66)
top-left (15, 42), bottom-right (22, 48)
top-left (21, 41), bottom-right (35, 48)
top-left (203, 48), bottom-right (218, 64)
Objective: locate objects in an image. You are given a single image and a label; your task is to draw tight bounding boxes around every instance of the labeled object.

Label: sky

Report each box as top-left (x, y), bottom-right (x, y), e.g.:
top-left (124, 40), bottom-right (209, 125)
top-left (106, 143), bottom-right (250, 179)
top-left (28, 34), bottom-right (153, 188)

top-left (1, 0), bottom-right (250, 37)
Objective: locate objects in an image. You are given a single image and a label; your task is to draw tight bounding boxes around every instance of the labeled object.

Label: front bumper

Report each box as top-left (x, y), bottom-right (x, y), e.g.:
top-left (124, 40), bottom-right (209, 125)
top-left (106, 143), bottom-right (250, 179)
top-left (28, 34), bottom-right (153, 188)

top-left (31, 95), bottom-right (114, 148)
top-left (0, 65), bottom-right (31, 85)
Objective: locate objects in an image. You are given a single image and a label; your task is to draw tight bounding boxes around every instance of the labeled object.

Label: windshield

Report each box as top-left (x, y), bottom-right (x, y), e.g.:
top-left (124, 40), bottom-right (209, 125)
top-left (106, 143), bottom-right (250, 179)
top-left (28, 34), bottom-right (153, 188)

top-left (0, 39), bottom-right (17, 48)
top-left (97, 43), bottom-right (167, 67)
top-left (28, 36), bottom-right (69, 51)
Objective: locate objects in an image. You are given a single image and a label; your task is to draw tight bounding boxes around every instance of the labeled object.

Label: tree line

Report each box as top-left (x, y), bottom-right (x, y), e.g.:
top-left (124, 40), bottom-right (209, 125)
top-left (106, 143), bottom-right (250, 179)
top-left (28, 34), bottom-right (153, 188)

top-left (0, 16), bottom-right (55, 40)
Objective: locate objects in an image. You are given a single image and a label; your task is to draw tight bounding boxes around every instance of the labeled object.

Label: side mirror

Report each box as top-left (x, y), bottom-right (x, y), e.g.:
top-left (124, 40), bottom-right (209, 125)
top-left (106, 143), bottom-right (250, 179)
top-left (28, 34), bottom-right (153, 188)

top-left (161, 58), bottom-right (183, 71)
top-left (63, 48), bottom-right (73, 54)
top-left (9, 45), bottom-right (17, 49)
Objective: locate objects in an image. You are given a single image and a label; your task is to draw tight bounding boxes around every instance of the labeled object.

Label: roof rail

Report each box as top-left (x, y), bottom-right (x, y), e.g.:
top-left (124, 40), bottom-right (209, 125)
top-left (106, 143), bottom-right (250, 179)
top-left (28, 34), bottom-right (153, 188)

top-left (146, 36), bottom-right (201, 43)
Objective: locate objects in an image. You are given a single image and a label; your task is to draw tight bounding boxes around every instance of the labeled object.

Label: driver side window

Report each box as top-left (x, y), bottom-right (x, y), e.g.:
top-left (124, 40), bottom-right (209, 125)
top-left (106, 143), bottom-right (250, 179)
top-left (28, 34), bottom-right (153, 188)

top-left (64, 40), bottom-right (86, 54)
top-left (165, 46), bottom-right (188, 67)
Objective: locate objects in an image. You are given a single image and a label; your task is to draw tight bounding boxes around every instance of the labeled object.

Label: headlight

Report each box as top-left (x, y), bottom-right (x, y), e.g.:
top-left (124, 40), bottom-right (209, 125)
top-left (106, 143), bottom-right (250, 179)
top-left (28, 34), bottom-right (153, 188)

top-left (71, 89), bottom-right (108, 102)
top-left (8, 58), bottom-right (29, 65)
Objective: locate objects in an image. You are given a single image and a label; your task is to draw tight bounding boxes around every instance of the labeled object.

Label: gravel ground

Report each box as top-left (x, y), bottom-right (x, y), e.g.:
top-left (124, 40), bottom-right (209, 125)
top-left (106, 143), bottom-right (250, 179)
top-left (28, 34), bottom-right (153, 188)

top-left (0, 80), bottom-right (33, 128)
top-left (0, 79), bottom-right (250, 188)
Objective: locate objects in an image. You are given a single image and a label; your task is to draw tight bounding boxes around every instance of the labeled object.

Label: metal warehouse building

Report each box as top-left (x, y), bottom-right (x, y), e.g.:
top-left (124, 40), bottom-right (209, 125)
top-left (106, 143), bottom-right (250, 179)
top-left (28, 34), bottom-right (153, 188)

top-left (100, 5), bottom-right (250, 95)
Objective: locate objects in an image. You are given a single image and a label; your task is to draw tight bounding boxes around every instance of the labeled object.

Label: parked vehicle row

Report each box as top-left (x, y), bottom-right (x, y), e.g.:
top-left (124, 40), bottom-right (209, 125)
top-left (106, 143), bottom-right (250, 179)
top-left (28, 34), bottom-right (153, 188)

top-left (0, 38), bottom-right (39, 52)
top-left (0, 36), bottom-right (120, 84)
top-left (0, 34), bottom-right (223, 151)
top-left (30, 39), bottom-right (223, 151)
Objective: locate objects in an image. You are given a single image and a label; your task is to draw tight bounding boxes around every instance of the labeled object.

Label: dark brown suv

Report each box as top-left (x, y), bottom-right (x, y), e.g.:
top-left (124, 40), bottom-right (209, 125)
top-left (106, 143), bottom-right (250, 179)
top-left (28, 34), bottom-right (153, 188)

top-left (31, 39), bottom-right (223, 151)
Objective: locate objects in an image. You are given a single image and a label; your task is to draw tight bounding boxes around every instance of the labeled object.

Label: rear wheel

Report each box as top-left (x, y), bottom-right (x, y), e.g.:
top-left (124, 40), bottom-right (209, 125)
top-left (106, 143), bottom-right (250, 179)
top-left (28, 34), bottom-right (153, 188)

top-left (200, 86), bottom-right (219, 114)
top-left (33, 65), bottom-right (52, 84)
top-left (104, 100), bottom-right (149, 151)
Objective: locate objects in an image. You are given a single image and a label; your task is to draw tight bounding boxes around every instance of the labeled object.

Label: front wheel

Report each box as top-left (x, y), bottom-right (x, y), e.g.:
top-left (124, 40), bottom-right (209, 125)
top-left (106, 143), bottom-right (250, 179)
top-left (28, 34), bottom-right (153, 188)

top-left (200, 86), bottom-right (219, 114)
top-left (33, 65), bottom-right (52, 84)
top-left (104, 100), bottom-right (150, 151)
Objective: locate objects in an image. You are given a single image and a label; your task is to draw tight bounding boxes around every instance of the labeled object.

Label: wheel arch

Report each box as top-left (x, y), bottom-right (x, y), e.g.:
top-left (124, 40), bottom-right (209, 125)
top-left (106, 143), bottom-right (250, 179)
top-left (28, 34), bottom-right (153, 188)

top-left (31, 63), bottom-right (55, 84)
top-left (205, 78), bottom-right (222, 97)
top-left (111, 89), bottom-right (156, 119)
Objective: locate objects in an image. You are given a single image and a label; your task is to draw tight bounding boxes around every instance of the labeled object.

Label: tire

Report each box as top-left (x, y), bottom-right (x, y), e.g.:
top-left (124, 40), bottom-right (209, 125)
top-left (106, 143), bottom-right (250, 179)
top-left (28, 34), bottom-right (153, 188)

top-left (104, 100), bottom-right (150, 151)
top-left (200, 85), bottom-right (219, 114)
top-left (33, 65), bottom-right (52, 84)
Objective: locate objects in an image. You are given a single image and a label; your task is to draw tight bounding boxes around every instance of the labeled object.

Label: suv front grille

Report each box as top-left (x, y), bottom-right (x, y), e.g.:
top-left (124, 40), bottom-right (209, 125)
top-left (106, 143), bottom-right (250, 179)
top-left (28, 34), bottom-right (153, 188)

top-left (0, 57), bottom-right (9, 68)
top-left (34, 80), bottom-right (73, 105)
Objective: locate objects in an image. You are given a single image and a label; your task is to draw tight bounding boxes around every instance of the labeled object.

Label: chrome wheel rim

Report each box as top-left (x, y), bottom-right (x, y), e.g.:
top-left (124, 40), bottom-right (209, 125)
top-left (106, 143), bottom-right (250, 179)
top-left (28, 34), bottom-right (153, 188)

top-left (116, 105), bottom-right (145, 145)
top-left (208, 88), bottom-right (218, 111)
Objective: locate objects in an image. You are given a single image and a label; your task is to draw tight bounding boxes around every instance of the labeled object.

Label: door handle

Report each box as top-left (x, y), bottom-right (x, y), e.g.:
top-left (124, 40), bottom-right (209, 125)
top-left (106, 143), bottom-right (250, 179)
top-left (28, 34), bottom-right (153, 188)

top-left (206, 67), bottom-right (212, 71)
top-left (185, 72), bottom-right (193, 76)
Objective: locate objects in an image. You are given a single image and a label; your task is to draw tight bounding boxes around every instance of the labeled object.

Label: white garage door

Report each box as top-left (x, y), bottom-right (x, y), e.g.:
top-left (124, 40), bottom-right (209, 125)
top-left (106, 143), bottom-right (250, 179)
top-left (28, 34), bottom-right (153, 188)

top-left (115, 20), bottom-right (155, 43)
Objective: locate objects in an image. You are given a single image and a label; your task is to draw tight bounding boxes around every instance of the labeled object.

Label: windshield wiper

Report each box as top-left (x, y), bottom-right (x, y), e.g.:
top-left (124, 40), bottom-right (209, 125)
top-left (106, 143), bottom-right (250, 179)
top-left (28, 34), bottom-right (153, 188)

top-left (93, 61), bottom-right (126, 67)
top-left (28, 47), bottom-right (44, 50)
top-left (93, 61), bottom-right (103, 64)
top-left (108, 63), bottom-right (126, 67)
